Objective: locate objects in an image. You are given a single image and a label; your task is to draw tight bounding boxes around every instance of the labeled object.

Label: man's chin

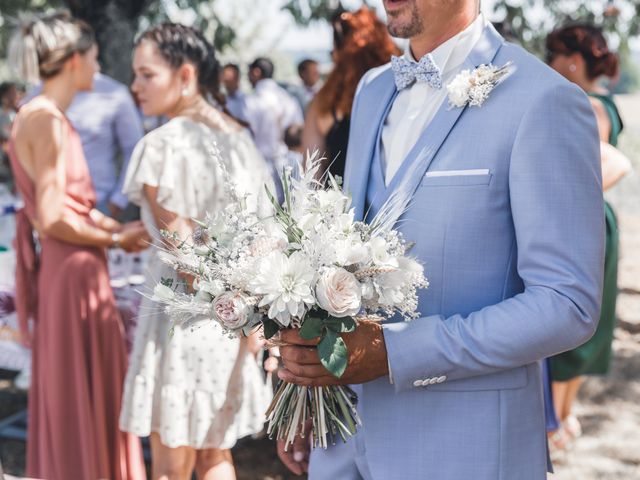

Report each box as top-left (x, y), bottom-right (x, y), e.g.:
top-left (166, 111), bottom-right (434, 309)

top-left (387, 22), bottom-right (414, 39)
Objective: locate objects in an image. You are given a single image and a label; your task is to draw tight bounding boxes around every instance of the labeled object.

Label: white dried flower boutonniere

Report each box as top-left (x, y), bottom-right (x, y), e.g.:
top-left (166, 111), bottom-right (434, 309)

top-left (447, 62), bottom-right (515, 108)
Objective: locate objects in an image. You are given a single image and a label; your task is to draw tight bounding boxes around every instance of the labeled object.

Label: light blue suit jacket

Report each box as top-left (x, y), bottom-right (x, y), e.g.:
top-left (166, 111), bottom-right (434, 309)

top-left (310, 25), bottom-right (603, 480)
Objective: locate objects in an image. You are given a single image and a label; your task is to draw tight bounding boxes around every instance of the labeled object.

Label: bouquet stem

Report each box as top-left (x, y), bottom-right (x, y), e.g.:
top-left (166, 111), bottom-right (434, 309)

top-left (265, 380), bottom-right (361, 450)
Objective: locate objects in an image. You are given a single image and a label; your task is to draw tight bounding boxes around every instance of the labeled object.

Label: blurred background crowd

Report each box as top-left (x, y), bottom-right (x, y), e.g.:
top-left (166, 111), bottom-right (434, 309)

top-left (0, 1), bottom-right (639, 479)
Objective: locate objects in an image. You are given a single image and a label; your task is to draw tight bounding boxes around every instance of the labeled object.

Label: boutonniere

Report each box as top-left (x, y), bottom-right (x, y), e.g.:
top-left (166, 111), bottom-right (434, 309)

top-left (446, 62), bottom-right (515, 108)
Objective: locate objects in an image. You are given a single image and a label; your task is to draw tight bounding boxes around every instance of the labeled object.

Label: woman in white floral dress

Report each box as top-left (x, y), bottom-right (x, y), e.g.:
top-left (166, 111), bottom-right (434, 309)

top-left (119, 24), bottom-right (272, 480)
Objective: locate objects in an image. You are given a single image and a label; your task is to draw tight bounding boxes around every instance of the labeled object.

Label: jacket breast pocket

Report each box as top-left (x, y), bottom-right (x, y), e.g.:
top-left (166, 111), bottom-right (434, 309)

top-left (420, 169), bottom-right (492, 187)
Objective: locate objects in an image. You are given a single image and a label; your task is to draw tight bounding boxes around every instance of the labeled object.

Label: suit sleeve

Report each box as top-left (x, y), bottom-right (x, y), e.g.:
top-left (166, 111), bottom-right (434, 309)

top-left (382, 81), bottom-right (605, 393)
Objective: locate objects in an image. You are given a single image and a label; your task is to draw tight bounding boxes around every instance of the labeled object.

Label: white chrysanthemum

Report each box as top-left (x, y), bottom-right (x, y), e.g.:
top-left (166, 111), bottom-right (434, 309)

top-left (249, 251), bottom-right (316, 326)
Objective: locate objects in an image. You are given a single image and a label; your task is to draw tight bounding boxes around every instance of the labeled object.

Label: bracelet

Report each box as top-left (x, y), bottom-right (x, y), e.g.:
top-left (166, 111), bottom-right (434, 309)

top-left (110, 232), bottom-right (121, 249)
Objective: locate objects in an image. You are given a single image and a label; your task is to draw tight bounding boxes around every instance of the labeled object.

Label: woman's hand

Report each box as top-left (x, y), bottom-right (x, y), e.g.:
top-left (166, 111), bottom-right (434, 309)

top-left (117, 222), bottom-right (150, 252)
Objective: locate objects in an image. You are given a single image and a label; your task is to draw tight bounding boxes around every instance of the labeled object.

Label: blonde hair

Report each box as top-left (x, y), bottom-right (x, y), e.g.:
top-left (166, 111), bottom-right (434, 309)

top-left (8, 11), bottom-right (95, 85)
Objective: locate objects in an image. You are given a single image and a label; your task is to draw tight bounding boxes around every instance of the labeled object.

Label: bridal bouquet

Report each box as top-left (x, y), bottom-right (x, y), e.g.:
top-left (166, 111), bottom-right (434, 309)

top-left (152, 152), bottom-right (428, 450)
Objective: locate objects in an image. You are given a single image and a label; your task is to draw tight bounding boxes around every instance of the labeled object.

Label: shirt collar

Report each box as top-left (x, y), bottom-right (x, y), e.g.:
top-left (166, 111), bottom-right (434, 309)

top-left (404, 13), bottom-right (488, 76)
top-left (255, 78), bottom-right (277, 92)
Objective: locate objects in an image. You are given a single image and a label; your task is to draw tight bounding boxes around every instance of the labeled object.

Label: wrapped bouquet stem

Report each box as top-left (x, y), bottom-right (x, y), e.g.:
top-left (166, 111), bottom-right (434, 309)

top-left (153, 151), bottom-right (428, 451)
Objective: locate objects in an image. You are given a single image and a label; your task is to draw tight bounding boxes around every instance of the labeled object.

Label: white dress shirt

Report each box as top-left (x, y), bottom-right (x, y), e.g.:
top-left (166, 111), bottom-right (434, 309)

top-left (245, 79), bottom-right (304, 171)
top-left (382, 14), bottom-right (488, 184)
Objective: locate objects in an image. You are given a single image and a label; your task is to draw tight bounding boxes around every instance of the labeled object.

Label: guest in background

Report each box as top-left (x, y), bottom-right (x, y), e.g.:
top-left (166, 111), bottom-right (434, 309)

top-left (0, 82), bottom-right (21, 141)
top-left (302, 7), bottom-right (400, 178)
top-left (246, 57), bottom-right (303, 190)
top-left (120, 23), bottom-right (272, 480)
top-left (293, 58), bottom-right (321, 112)
top-left (0, 82), bottom-right (22, 187)
top-left (546, 23), bottom-right (632, 451)
top-left (7, 12), bottom-right (147, 479)
top-left (221, 63), bottom-right (249, 123)
top-left (31, 72), bottom-right (144, 219)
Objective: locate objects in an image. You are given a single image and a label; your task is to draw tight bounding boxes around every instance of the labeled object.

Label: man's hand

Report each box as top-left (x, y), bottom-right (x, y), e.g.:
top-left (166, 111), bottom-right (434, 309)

top-left (277, 420), bottom-right (311, 475)
top-left (278, 320), bottom-right (389, 386)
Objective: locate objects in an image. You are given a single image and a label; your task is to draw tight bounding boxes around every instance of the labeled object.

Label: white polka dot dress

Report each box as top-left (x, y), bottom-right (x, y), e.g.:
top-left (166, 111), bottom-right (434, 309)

top-left (119, 117), bottom-right (273, 449)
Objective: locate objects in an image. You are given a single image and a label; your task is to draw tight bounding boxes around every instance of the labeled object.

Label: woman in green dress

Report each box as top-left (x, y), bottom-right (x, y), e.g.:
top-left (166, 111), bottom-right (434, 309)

top-left (545, 24), bottom-right (632, 449)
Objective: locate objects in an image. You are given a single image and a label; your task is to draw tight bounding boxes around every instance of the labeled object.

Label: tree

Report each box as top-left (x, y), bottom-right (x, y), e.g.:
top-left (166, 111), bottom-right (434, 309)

top-left (0, 0), bottom-right (63, 60)
top-left (492, 0), bottom-right (640, 91)
top-left (64, 0), bottom-right (153, 83)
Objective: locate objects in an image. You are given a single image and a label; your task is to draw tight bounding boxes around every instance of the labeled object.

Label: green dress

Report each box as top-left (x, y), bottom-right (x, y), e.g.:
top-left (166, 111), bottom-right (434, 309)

top-left (550, 93), bottom-right (622, 381)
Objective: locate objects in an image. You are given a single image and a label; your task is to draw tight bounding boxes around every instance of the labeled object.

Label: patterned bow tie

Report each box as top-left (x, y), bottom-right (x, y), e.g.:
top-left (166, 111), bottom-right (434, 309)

top-left (391, 54), bottom-right (442, 91)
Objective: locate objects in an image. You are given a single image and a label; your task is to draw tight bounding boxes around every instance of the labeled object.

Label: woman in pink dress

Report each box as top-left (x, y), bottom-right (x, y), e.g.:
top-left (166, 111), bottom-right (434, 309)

top-left (8, 12), bottom-right (148, 479)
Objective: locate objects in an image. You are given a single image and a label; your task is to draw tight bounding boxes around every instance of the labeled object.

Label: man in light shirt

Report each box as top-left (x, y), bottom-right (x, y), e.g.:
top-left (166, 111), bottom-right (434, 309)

top-left (245, 57), bottom-right (304, 187)
top-left (221, 63), bottom-right (249, 123)
top-left (291, 59), bottom-right (321, 112)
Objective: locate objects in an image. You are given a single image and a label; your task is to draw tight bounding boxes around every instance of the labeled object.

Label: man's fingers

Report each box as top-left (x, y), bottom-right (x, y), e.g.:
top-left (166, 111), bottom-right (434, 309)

top-left (278, 367), bottom-right (337, 386)
top-left (280, 345), bottom-right (320, 365)
top-left (277, 440), bottom-right (305, 476)
top-left (282, 361), bottom-right (329, 378)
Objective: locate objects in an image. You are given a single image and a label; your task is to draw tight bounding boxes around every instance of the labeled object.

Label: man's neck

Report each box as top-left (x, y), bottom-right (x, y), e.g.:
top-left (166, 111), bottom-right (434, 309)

top-left (409, 13), bottom-right (479, 60)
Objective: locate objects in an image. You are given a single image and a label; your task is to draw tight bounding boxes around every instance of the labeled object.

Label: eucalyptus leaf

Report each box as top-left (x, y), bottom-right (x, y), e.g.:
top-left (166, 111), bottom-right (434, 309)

top-left (262, 319), bottom-right (280, 339)
top-left (299, 317), bottom-right (324, 340)
top-left (319, 330), bottom-right (348, 378)
top-left (325, 316), bottom-right (356, 333)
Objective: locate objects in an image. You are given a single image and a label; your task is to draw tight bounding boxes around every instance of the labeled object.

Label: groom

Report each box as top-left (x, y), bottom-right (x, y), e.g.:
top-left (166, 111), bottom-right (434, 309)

top-left (278, 0), bottom-right (604, 478)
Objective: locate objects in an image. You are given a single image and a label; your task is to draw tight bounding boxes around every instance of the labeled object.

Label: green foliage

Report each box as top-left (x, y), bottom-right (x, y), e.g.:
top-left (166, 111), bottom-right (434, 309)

top-left (318, 329), bottom-right (348, 378)
top-left (282, 0), bottom-right (345, 26)
top-left (300, 312), bottom-right (356, 378)
top-left (493, 0), bottom-right (640, 91)
top-left (0, 0), bottom-right (63, 59)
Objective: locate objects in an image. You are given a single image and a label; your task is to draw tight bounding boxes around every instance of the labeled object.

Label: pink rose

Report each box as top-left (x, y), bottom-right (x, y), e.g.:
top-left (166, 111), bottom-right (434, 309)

top-left (212, 292), bottom-right (250, 330)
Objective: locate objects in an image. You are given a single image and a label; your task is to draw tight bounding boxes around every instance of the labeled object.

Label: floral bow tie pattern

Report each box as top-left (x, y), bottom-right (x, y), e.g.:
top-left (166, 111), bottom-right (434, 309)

top-left (391, 54), bottom-right (443, 91)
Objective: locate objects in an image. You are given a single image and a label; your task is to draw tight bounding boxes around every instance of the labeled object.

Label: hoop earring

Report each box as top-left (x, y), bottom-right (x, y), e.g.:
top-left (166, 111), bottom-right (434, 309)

top-left (569, 64), bottom-right (577, 72)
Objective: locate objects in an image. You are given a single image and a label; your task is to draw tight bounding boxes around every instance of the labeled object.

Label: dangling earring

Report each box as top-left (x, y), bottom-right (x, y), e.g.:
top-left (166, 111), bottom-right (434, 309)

top-left (569, 64), bottom-right (577, 72)
top-left (181, 86), bottom-right (189, 97)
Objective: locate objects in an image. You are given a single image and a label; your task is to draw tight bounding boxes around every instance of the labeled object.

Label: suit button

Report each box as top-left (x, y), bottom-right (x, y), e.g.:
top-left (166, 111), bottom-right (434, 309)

top-left (437, 375), bottom-right (447, 383)
top-left (413, 380), bottom-right (423, 387)
top-left (429, 377), bottom-right (439, 385)
top-left (421, 378), bottom-right (431, 387)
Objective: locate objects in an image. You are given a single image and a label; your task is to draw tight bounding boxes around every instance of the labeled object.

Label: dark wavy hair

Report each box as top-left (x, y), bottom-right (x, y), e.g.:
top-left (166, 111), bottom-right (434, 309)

top-left (546, 24), bottom-right (619, 80)
top-left (136, 23), bottom-right (223, 103)
top-left (314, 7), bottom-right (400, 117)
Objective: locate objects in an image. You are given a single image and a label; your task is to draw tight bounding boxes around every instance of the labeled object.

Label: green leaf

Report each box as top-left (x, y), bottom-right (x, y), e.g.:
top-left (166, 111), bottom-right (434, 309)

top-left (299, 316), bottom-right (324, 340)
top-left (318, 330), bottom-right (348, 378)
top-left (262, 319), bottom-right (280, 339)
top-left (325, 316), bottom-right (356, 333)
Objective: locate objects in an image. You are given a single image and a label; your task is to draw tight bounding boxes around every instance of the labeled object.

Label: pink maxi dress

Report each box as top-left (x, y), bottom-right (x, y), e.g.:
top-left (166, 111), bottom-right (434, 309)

top-left (8, 98), bottom-right (146, 480)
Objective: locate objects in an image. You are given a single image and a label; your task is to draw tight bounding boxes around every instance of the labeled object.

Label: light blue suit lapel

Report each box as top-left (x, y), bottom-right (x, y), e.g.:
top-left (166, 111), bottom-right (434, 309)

top-left (345, 69), bottom-right (397, 221)
top-left (386, 24), bottom-right (505, 199)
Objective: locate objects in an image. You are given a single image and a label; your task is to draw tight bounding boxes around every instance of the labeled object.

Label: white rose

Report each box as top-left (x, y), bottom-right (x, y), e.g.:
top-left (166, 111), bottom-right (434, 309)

top-left (368, 237), bottom-right (397, 267)
top-left (316, 267), bottom-right (362, 318)
top-left (212, 292), bottom-right (250, 330)
top-left (446, 70), bottom-right (472, 108)
top-left (153, 283), bottom-right (175, 302)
